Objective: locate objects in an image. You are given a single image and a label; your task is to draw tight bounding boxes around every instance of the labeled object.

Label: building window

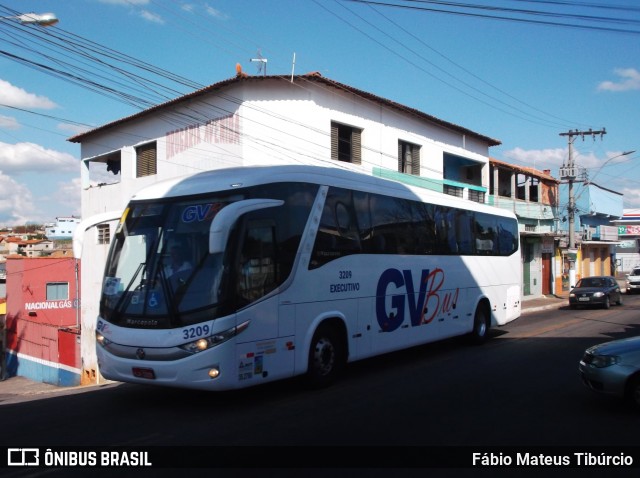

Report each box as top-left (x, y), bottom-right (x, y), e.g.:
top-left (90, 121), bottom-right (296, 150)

top-left (136, 141), bottom-right (157, 177)
top-left (47, 282), bottom-right (69, 301)
top-left (398, 140), bottom-right (420, 175)
top-left (444, 184), bottom-right (463, 198)
top-left (468, 189), bottom-right (485, 204)
top-left (97, 224), bottom-right (111, 245)
top-left (331, 122), bottom-right (361, 164)
top-left (85, 150), bottom-right (121, 188)
top-left (530, 177), bottom-right (540, 202)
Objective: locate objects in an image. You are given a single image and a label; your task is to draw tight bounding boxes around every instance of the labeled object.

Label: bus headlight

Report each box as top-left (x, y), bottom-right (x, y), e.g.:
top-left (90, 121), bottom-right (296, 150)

top-left (96, 332), bottom-right (112, 348)
top-left (180, 320), bottom-right (250, 354)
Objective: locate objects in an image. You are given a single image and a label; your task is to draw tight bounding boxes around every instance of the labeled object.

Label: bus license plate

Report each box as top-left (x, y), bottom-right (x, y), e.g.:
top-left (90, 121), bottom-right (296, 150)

top-left (132, 367), bottom-right (156, 379)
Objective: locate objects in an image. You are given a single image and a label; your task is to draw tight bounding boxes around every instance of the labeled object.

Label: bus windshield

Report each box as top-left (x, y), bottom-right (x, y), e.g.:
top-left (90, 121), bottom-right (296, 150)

top-left (100, 182), bottom-right (318, 329)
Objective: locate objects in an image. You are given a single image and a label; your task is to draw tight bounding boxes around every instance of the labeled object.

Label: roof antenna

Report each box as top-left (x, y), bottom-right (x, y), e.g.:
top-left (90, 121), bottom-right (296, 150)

top-left (250, 50), bottom-right (267, 76)
top-left (290, 52), bottom-right (296, 82)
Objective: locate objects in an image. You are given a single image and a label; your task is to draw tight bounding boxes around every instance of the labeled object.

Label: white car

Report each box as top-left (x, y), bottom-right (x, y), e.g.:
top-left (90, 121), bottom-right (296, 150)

top-left (579, 336), bottom-right (640, 408)
top-left (626, 267), bottom-right (640, 294)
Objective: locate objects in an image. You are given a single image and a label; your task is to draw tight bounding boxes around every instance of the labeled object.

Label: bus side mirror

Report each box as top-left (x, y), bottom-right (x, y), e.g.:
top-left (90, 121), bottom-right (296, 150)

top-left (209, 199), bottom-right (284, 254)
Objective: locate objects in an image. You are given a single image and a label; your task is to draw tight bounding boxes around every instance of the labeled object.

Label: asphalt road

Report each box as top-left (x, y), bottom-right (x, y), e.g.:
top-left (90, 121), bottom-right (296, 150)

top-left (1, 297), bottom-right (639, 477)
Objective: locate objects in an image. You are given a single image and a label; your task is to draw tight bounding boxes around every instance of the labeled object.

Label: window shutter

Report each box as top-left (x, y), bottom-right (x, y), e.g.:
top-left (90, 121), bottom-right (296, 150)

top-left (412, 146), bottom-right (421, 175)
top-left (330, 122), bottom-right (339, 161)
top-left (136, 142), bottom-right (157, 177)
top-left (351, 128), bottom-right (361, 165)
top-left (399, 141), bottom-right (420, 175)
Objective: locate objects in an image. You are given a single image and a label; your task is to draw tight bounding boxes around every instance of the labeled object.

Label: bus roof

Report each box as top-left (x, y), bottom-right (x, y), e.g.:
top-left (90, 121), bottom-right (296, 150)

top-left (130, 164), bottom-right (515, 219)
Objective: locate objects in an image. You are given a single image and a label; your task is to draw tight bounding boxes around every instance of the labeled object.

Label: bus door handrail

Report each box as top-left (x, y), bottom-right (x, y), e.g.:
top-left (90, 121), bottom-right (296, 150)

top-left (209, 199), bottom-right (284, 254)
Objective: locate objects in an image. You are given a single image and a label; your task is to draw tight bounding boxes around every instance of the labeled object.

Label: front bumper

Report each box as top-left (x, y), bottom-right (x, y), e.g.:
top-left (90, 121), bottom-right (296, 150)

top-left (626, 282), bottom-right (640, 292)
top-left (569, 296), bottom-right (608, 307)
top-left (97, 339), bottom-right (241, 391)
top-left (578, 361), bottom-right (629, 398)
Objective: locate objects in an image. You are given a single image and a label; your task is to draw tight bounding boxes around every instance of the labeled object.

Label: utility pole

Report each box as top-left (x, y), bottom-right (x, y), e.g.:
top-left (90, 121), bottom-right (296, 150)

top-left (559, 128), bottom-right (606, 286)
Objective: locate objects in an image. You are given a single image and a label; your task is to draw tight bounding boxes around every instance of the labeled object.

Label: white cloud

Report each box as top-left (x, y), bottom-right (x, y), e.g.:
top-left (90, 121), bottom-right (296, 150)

top-left (573, 151), bottom-right (601, 170)
top-left (502, 147), bottom-right (629, 174)
top-left (0, 79), bottom-right (57, 109)
top-left (97, 0), bottom-right (163, 23)
top-left (0, 142), bottom-right (78, 174)
top-left (51, 178), bottom-right (82, 215)
top-left (597, 68), bottom-right (640, 92)
top-left (503, 147), bottom-right (566, 170)
top-left (179, 2), bottom-right (227, 19)
top-left (57, 123), bottom-right (91, 136)
top-left (97, 0), bottom-right (164, 23)
top-left (622, 187), bottom-right (640, 208)
top-left (0, 171), bottom-right (36, 226)
top-left (205, 4), bottom-right (227, 19)
top-left (139, 10), bottom-right (165, 24)
top-left (0, 115), bottom-right (20, 130)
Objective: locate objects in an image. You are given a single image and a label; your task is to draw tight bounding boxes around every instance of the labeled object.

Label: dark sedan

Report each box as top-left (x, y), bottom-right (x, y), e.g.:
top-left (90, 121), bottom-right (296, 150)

top-left (568, 276), bottom-right (623, 309)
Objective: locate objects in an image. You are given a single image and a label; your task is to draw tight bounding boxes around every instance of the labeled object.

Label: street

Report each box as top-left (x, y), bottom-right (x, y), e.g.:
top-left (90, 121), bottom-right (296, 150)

top-left (1, 296), bottom-right (640, 475)
top-left (4, 295), bottom-right (640, 444)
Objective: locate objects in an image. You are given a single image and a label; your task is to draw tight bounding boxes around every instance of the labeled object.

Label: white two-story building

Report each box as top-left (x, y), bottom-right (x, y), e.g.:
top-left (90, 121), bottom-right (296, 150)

top-left (69, 72), bottom-right (501, 384)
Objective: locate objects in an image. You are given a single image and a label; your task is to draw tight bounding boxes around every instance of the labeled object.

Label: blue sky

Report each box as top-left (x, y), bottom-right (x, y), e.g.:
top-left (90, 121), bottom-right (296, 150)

top-left (0, 0), bottom-right (638, 225)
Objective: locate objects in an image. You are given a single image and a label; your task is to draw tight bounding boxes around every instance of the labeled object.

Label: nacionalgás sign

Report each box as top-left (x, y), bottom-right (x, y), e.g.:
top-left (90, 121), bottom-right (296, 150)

top-left (25, 300), bottom-right (80, 311)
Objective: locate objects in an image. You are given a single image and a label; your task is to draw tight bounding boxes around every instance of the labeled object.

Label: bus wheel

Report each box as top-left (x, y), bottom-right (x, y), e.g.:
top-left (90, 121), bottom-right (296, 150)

top-left (306, 324), bottom-right (345, 389)
top-left (469, 305), bottom-right (490, 345)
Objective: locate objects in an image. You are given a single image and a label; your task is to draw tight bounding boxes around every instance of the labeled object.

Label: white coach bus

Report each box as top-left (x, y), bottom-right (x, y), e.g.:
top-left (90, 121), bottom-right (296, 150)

top-left (91, 165), bottom-right (521, 390)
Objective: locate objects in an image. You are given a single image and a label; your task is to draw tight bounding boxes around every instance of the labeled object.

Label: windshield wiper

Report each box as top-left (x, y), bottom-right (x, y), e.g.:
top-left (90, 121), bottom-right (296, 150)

top-left (155, 265), bottom-right (182, 327)
top-left (109, 262), bottom-right (146, 321)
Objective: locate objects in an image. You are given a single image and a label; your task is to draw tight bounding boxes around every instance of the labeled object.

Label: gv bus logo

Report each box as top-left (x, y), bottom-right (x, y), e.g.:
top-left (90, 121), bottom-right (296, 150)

top-left (7, 448), bottom-right (39, 466)
top-left (182, 203), bottom-right (224, 223)
top-left (375, 268), bottom-right (459, 332)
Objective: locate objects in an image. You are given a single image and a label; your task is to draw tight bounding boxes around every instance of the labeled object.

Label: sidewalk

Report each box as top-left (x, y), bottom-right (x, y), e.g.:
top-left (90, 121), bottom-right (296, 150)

top-left (0, 375), bottom-right (98, 405)
top-left (521, 292), bottom-right (569, 315)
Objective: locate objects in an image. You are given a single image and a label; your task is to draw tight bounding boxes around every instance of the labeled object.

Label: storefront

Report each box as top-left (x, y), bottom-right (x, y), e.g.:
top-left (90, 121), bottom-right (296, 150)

top-left (4, 256), bottom-right (81, 386)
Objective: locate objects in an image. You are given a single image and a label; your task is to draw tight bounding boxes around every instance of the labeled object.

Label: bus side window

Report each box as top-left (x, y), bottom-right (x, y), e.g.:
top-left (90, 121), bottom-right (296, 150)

top-left (474, 212), bottom-right (497, 255)
top-left (498, 220), bottom-right (518, 255)
top-left (238, 220), bottom-right (277, 304)
top-left (412, 202), bottom-right (436, 254)
top-left (310, 187), bottom-right (362, 268)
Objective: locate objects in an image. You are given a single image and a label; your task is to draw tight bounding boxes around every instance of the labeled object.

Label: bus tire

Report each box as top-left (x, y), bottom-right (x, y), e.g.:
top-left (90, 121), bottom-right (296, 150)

top-left (305, 323), bottom-right (345, 389)
top-left (469, 305), bottom-right (490, 345)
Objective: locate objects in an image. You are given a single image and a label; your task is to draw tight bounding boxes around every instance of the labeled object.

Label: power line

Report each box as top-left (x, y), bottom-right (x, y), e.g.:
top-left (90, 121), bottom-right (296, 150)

top-left (342, 0), bottom-right (640, 34)
top-left (328, 0), bottom-right (587, 131)
top-left (2, 1), bottom-right (636, 202)
top-left (0, 0), bottom-right (609, 140)
top-left (0, 104), bottom-right (93, 128)
top-left (2, 5), bottom-right (479, 182)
